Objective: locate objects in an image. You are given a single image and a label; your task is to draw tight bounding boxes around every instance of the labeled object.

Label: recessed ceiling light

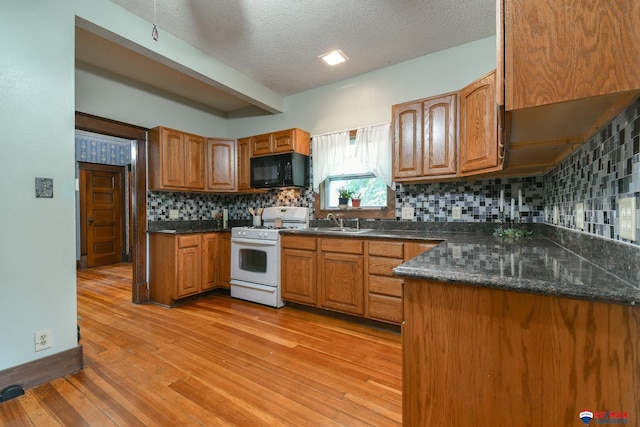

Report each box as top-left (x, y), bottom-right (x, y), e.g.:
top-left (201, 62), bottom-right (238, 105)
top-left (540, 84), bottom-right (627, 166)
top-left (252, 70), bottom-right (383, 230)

top-left (319, 49), bottom-right (349, 66)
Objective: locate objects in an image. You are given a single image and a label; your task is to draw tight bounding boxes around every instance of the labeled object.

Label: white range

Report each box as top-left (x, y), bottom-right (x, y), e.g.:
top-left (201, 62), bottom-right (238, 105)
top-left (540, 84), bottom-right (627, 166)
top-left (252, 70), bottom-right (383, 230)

top-left (230, 206), bottom-right (309, 307)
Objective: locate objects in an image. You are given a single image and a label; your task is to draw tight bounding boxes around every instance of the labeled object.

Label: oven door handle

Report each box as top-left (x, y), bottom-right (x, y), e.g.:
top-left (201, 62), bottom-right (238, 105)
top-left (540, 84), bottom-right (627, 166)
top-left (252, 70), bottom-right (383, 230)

top-left (231, 237), bottom-right (278, 247)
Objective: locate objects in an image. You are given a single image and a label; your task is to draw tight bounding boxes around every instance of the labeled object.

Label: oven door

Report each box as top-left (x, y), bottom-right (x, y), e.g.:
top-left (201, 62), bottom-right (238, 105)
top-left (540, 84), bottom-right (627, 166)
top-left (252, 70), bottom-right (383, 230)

top-left (230, 237), bottom-right (279, 287)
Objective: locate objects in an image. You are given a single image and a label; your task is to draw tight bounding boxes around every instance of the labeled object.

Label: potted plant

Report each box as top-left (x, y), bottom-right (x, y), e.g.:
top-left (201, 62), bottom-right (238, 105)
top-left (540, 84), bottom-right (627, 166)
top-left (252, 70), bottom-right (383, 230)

top-left (337, 187), bottom-right (353, 210)
top-left (351, 193), bottom-right (362, 208)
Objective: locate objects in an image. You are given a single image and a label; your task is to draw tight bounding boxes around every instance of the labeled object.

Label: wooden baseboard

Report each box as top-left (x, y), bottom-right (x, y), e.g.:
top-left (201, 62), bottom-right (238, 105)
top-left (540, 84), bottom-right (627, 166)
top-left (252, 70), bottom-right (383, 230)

top-left (0, 346), bottom-right (83, 391)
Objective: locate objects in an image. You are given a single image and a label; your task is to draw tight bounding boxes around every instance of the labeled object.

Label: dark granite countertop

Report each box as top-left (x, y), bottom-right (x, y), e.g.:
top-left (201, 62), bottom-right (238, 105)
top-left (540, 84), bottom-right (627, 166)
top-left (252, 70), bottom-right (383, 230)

top-left (147, 220), bottom-right (234, 234)
top-left (281, 227), bottom-right (640, 307)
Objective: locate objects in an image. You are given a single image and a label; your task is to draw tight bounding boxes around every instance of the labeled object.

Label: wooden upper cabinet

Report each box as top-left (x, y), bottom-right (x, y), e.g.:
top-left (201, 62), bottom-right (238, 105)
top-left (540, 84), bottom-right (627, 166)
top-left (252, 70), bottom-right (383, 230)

top-left (504, 0), bottom-right (640, 111)
top-left (392, 101), bottom-right (422, 180)
top-left (393, 93), bottom-right (458, 181)
top-left (184, 133), bottom-right (205, 189)
top-left (236, 137), bottom-right (252, 191)
top-left (148, 126), bottom-right (205, 191)
top-left (423, 94), bottom-right (457, 177)
top-left (250, 128), bottom-right (310, 157)
top-left (251, 133), bottom-right (273, 156)
top-left (205, 138), bottom-right (236, 191)
top-left (459, 70), bottom-right (503, 175)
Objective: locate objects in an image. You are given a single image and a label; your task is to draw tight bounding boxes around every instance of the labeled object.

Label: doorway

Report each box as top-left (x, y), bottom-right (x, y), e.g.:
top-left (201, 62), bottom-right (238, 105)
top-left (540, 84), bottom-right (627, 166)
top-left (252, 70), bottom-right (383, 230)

top-left (79, 163), bottom-right (125, 267)
top-left (76, 112), bottom-right (148, 303)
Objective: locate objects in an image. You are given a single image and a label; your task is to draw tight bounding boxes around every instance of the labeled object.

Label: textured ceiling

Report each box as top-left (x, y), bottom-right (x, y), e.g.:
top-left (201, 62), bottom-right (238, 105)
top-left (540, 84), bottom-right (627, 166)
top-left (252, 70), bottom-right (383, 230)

top-left (77, 0), bottom-right (496, 115)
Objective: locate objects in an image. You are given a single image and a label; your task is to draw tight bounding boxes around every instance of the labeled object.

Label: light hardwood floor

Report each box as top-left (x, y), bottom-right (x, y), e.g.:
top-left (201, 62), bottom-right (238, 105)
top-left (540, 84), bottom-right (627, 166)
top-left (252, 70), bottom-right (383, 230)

top-left (0, 263), bottom-right (402, 426)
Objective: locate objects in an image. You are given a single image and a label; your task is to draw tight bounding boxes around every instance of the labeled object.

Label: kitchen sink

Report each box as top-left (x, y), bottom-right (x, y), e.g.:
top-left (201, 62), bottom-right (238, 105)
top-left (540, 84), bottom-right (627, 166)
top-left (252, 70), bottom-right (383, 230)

top-left (319, 227), bottom-right (372, 234)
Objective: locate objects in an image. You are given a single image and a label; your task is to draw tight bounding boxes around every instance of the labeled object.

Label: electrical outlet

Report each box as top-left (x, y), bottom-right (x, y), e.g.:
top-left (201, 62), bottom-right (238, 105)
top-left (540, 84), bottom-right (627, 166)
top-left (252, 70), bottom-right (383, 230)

top-left (35, 330), bottom-right (52, 352)
top-left (575, 202), bottom-right (584, 230)
top-left (211, 209), bottom-right (219, 218)
top-left (452, 207), bottom-right (462, 220)
top-left (169, 209), bottom-right (179, 219)
top-left (619, 197), bottom-right (637, 241)
top-left (401, 206), bottom-right (414, 220)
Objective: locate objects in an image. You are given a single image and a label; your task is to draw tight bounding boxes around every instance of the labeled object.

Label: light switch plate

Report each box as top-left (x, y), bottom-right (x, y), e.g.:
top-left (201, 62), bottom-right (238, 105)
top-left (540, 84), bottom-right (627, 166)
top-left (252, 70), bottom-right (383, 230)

top-left (452, 207), bottom-right (462, 220)
top-left (401, 206), bottom-right (414, 220)
top-left (169, 209), bottom-right (180, 219)
top-left (575, 202), bottom-right (584, 230)
top-left (619, 197), bottom-right (637, 241)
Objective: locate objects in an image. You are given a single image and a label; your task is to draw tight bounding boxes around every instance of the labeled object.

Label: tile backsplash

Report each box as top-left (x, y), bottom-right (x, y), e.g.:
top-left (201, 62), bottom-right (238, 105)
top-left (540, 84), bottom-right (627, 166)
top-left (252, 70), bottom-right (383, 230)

top-left (544, 97), bottom-right (639, 247)
top-left (147, 97), bottom-right (640, 249)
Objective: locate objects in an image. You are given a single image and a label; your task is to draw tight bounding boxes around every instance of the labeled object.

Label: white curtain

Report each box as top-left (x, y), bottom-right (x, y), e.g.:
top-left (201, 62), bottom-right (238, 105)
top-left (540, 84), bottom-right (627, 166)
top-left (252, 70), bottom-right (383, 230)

top-left (311, 131), bottom-right (351, 193)
top-left (311, 123), bottom-right (392, 192)
top-left (354, 123), bottom-right (393, 188)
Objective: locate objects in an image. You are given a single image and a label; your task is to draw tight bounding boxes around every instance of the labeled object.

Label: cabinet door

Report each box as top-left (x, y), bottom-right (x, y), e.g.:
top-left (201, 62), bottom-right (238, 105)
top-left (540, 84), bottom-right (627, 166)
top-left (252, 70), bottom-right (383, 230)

top-left (237, 137), bottom-right (252, 190)
top-left (184, 133), bottom-right (205, 189)
top-left (161, 128), bottom-right (186, 188)
top-left (176, 235), bottom-right (201, 298)
top-left (423, 94), bottom-right (457, 177)
top-left (282, 248), bottom-right (317, 304)
top-left (272, 129), bottom-right (295, 153)
top-left (459, 71), bottom-right (502, 175)
top-left (218, 232), bottom-right (231, 288)
top-left (392, 101), bottom-right (422, 179)
top-left (201, 233), bottom-right (219, 291)
top-left (251, 133), bottom-right (273, 156)
top-left (320, 252), bottom-right (364, 315)
top-left (206, 139), bottom-right (236, 191)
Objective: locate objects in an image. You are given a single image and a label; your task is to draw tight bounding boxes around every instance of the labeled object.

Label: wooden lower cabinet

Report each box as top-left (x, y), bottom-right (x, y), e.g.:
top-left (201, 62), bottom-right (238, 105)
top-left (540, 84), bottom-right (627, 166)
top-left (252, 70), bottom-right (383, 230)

top-left (218, 232), bottom-right (231, 288)
top-left (281, 235), bottom-right (317, 304)
top-left (150, 231), bottom-right (230, 306)
top-left (403, 278), bottom-right (640, 426)
top-left (280, 235), bottom-right (438, 324)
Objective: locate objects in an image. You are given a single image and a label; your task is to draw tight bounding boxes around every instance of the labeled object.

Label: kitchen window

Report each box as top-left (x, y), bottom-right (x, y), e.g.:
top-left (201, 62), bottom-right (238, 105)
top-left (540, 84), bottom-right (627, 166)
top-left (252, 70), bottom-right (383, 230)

top-left (313, 124), bottom-right (395, 219)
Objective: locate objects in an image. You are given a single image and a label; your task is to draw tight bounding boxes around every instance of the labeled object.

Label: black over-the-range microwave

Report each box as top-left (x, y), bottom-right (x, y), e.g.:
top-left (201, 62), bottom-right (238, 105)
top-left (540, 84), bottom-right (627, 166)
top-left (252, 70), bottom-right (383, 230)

top-left (250, 152), bottom-right (309, 188)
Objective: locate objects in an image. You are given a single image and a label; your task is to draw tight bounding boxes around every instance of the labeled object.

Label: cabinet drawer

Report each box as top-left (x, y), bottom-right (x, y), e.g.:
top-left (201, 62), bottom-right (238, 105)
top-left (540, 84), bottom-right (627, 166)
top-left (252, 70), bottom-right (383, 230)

top-left (368, 294), bottom-right (402, 324)
top-left (321, 238), bottom-right (363, 254)
top-left (369, 275), bottom-right (403, 297)
top-left (368, 241), bottom-right (404, 258)
top-left (178, 234), bottom-right (200, 248)
top-left (368, 256), bottom-right (404, 276)
top-left (281, 235), bottom-right (317, 250)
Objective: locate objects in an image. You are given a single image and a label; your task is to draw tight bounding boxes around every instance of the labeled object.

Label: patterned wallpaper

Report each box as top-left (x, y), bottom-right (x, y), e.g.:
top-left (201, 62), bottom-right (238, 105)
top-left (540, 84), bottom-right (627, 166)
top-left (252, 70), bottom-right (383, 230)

top-left (75, 130), bottom-right (131, 166)
top-left (147, 97), bottom-right (640, 250)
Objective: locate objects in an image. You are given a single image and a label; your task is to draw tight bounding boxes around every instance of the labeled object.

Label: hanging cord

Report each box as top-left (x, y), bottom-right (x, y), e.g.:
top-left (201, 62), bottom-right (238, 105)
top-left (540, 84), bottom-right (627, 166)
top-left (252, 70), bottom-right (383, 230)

top-left (152, 0), bottom-right (159, 41)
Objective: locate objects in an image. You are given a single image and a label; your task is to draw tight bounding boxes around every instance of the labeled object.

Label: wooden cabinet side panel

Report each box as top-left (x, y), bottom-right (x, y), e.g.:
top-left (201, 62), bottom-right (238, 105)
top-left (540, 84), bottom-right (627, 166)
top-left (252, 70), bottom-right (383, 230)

top-left (403, 279), bottom-right (640, 426)
top-left (149, 234), bottom-right (176, 306)
top-left (505, 0), bottom-right (640, 110)
top-left (218, 232), bottom-right (231, 288)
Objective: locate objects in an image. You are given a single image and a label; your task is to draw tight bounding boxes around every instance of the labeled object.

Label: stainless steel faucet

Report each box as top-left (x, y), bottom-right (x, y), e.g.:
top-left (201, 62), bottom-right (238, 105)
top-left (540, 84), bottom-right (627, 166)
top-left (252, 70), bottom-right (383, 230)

top-left (326, 213), bottom-right (343, 228)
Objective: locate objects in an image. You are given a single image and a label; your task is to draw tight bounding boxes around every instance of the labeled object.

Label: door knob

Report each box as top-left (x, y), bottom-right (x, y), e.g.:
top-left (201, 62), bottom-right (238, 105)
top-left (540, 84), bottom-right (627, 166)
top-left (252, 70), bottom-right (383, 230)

top-left (88, 217), bottom-right (94, 224)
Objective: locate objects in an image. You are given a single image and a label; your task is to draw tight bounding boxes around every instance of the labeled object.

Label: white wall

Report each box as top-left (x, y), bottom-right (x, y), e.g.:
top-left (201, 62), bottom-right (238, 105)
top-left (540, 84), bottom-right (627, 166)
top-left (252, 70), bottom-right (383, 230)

top-left (228, 36), bottom-right (497, 137)
top-left (0, 1), bottom-right (78, 369)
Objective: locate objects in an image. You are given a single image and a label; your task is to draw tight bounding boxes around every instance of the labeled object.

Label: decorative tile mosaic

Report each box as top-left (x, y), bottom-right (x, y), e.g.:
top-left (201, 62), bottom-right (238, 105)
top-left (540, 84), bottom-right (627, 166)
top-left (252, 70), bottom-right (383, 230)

top-left (35, 177), bottom-right (53, 198)
top-left (544, 97), bottom-right (640, 248)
